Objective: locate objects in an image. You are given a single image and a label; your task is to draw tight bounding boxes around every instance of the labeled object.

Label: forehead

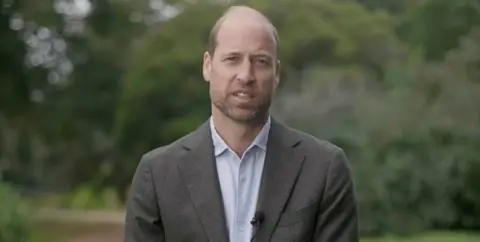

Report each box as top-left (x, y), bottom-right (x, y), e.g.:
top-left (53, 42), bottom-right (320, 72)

top-left (215, 18), bottom-right (277, 56)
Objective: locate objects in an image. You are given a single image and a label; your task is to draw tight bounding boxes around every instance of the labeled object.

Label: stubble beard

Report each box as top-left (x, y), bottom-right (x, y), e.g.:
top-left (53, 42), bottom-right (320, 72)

top-left (212, 93), bottom-right (271, 125)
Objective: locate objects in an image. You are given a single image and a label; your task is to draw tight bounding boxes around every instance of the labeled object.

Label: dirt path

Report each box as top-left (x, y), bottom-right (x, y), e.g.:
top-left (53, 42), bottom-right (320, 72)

top-left (34, 208), bottom-right (125, 242)
top-left (66, 225), bottom-right (124, 242)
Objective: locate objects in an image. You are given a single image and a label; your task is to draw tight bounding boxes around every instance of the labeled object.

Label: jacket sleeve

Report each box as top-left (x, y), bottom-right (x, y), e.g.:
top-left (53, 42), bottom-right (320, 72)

top-left (313, 148), bottom-right (359, 242)
top-left (124, 156), bottom-right (165, 242)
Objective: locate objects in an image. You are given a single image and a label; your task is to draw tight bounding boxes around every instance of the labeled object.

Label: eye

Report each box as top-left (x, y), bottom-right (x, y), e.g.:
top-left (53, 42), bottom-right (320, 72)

top-left (255, 58), bottom-right (270, 66)
top-left (224, 56), bottom-right (238, 62)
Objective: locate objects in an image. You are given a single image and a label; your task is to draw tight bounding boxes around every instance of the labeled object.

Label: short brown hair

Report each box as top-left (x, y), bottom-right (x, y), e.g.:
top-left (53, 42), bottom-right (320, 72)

top-left (207, 6), bottom-right (279, 56)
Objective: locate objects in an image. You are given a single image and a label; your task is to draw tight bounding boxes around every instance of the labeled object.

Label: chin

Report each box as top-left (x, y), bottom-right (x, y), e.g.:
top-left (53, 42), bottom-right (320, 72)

top-left (213, 101), bottom-right (267, 123)
top-left (227, 109), bottom-right (263, 123)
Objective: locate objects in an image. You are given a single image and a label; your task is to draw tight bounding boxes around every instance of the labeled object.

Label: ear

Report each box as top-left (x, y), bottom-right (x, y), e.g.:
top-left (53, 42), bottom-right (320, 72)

top-left (203, 51), bottom-right (212, 82)
top-left (274, 60), bottom-right (281, 87)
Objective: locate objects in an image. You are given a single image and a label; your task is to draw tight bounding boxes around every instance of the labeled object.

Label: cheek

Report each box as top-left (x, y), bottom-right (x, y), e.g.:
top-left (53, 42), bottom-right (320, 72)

top-left (212, 68), bottom-right (233, 83)
top-left (210, 68), bottom-right (232, 89)
top-left (258, 76), bottom-right (276, 91)
top-left (209, 80), bottom-right (227, 100)
top-left (210, 78), bottom-right (227, 92)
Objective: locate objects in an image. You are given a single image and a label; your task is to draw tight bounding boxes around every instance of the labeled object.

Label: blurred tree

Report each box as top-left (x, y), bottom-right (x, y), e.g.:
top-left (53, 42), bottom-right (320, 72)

top-left (356, 0), bottom-right (406, 14)
top-left (399, 0), bottom-right (480, 60)
top-left (0, 0), bottom-right (45, 188)
top-left (0, 0), bottom-right (29, 119)
top-left (272, 26), bottom-right (480, 235)
top-left (1, 0), bottom-right (153, 192)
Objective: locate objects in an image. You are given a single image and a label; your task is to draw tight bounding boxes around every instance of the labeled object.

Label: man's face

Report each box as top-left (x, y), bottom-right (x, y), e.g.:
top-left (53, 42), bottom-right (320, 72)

top-left (203, 18), bottom-right (280, 123)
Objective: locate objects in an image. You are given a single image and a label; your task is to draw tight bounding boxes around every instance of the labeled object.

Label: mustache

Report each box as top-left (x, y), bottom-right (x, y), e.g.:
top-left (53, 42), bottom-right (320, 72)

top-left (228, 87), bottom-right (256, 95)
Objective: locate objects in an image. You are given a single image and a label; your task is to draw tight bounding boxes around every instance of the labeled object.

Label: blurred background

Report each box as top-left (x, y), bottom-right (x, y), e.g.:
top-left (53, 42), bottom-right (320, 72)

top-left (1, 0), bottom-right (480, 241)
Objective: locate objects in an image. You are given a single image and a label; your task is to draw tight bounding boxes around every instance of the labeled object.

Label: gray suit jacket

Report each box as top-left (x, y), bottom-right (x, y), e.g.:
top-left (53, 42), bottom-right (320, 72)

top-left (124, 118), bottom-right (358, 242)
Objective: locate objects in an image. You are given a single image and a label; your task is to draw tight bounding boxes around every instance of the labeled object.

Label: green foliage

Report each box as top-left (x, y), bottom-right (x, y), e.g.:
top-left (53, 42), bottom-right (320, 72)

top-left (65, 185), bottom-right (122, 210)
top-left (30, 185), bottom-right (123, 211)
top-left (247, 0), bottom-right (403, 77)
top-left (0, 183), bottom-right (32, 242)
top-left (399, 0), bottom-right (480, 60)
top-left (0, 1), bottom-right (30, 118)
top-left (272, 27), bottom-right (480, 235)
top-left (355, 0), bottom-right (406, 14)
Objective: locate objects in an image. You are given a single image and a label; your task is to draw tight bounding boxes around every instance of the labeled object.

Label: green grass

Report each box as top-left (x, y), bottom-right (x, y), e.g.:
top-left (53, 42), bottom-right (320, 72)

top-left (362, 231), bottom-right (480, 242)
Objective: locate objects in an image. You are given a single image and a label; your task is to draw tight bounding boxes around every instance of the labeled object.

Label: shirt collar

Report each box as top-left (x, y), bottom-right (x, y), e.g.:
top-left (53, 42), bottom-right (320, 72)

top-left (210, 116), bottom-right (271, 156)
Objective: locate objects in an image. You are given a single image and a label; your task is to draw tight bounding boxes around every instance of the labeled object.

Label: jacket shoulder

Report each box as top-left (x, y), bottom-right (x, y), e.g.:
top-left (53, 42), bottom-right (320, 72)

top-left (284, 125), bottom-right (350, 172)
top-left (139, 131), bottom-right (195, 168)
top-left (289, 126), bottom-right (342, 155)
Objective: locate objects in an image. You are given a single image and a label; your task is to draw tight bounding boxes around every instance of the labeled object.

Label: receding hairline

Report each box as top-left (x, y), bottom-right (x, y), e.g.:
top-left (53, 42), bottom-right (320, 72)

top-left (207, 6), bottom-right (279, 56)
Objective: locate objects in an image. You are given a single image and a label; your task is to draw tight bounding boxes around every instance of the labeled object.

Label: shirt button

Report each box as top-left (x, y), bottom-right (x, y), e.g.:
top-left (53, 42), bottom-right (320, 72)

top-left (240, 176), bottom-right (246, 182)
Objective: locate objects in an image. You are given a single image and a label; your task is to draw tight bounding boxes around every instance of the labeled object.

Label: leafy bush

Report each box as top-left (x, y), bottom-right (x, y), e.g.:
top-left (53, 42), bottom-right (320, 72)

top-left (0, 182), bottom-right (32, 242)
top-left (30, 185), bottom-right (123, 211)
top-left (65, 185), bottom-right (123, 210)
top-left (272, 27), bottom-right (480, 236)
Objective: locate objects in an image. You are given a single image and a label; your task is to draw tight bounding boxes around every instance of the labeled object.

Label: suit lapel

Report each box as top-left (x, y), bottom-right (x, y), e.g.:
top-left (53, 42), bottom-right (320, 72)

top-left (254, 119), bottom-right (305, 242)
top-left (177, 121), bottom-right (229, 242)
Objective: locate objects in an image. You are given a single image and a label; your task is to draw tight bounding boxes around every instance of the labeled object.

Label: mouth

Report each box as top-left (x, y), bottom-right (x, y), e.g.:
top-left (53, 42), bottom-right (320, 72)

top-left (230, 91), bottom-right (257, 105)
top-left (232, 92), bottom-right (254, 99)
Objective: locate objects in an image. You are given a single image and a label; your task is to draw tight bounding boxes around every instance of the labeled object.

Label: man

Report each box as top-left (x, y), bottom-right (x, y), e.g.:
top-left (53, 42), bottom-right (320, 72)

top-left (124, 5), bottom-right (358, 242)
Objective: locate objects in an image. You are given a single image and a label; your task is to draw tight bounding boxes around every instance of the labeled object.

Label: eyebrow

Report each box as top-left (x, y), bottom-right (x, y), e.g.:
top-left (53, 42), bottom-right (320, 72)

top-left (221, 52), bottom-right (272, 58)
top-left (251, 54), bottom-right (272, 59)
top-left (221, 52), bottom-right (242, 57)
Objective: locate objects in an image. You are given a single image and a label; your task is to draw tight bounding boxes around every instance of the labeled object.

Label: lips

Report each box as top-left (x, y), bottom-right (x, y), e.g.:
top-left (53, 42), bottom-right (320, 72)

top-left (232, 91), bottom-right (254, 99)
top-left (231, 91), bottom-right (255, 103)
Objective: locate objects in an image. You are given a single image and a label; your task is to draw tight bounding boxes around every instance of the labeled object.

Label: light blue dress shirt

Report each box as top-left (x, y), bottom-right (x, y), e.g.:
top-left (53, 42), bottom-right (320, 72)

top-left (210, 117), bottom-right (271, 242)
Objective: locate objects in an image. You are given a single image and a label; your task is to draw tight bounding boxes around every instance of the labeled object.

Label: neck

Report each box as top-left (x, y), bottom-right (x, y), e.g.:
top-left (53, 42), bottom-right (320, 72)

top-left (211, 109), bottom-right (269, 156)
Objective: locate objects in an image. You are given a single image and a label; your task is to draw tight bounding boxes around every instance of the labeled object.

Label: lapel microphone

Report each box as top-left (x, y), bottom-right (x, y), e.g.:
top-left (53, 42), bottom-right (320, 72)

top-left (250, 211), bottom-right (265, 242)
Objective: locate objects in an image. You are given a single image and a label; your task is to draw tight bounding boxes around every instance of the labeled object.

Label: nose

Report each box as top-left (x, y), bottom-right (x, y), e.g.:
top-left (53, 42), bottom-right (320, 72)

top-left (236, 60), bottom-right (254, 83)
